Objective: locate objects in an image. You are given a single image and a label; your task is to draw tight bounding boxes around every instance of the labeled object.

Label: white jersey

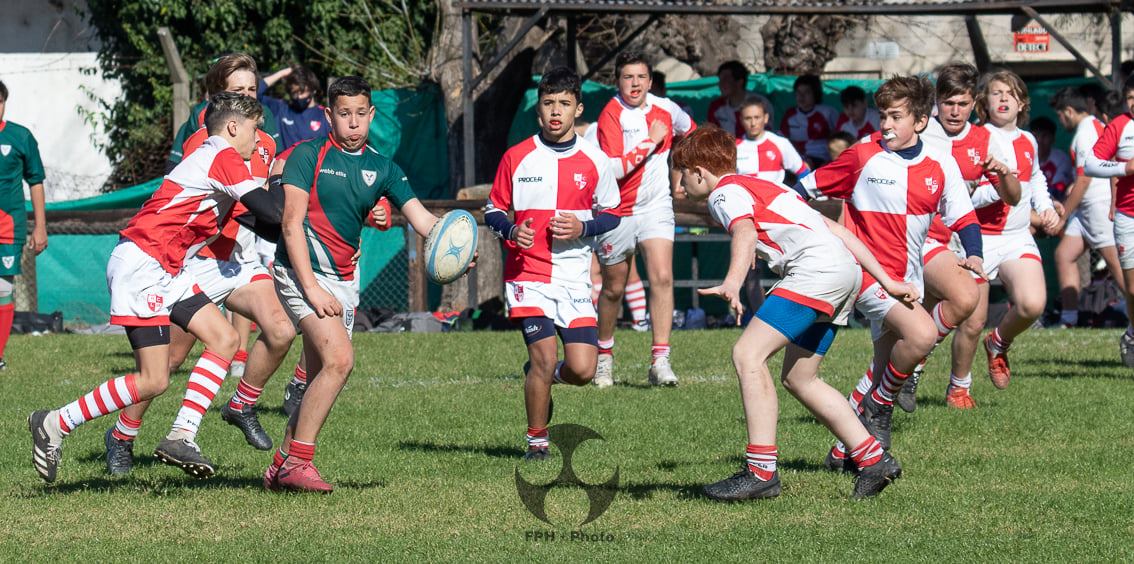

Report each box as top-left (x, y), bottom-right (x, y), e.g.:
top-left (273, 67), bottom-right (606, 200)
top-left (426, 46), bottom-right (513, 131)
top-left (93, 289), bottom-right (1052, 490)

top-left (1071, 115), bottom-right (1111, 203)
top-left (596, 92), bottom-right (695, 216)
top-left (973, 125), bottom-right (1054, 235)
top-left (735, 131), bottom-right (807, 184)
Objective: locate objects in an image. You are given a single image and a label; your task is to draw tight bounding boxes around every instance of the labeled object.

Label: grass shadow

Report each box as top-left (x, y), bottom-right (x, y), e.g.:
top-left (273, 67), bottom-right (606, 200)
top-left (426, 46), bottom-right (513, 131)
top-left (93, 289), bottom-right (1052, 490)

top-left (619, 481), bottom-right (704, 501)
top-left (397, 440), bottom-right (524, 459)
top-left (778, 456), bottom-right (831, 474)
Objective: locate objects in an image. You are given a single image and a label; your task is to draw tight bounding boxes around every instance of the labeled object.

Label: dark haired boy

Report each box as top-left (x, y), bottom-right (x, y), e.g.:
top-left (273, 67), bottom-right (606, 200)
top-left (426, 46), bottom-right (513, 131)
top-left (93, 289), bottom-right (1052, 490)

top-left (708, 60), bottom-right (772, 137)
top-left (781, 74), bottom-right (839, 166)
top-left (265, 76), bottom-right (442, 492)
top-left (835, 85), bottom-right (880, 139)
top-left (485, 67), bottom-right (620, 460)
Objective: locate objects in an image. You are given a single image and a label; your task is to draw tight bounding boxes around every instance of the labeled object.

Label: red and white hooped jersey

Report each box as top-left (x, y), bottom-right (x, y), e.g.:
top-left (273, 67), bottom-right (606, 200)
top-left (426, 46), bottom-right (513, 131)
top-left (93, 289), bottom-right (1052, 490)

top-left (707, 92), bottom-right (773, 137)
top-left (597, 93), bottom-right (694, 217)
top-left (1041, 148), bottom-right (1075, 201)
top-left (921, 120), bottom-right (1008, 243)
top-left (780, 104), bottom-right (839, 162)
top-left (973, 125), bottom-right (1053, 235)
top-left (801, 138), bottom-right (977, 287)
top-left (120, 136), bottom-right (261, 274)
top-left (708, 174), bottom-right (847, 276)
top-left (835, 108), bottom-right (880, 139)
top-left (488, 134), bottom-right (619, 286)
top-left (1069, 115), bottom-right (1109, 203)
top-left (735, 131), bottom-right (807, 184)
top-left (1087, 113), bottom-right (1134, 214)
top-left (182, 127), bottom-right (277, 263)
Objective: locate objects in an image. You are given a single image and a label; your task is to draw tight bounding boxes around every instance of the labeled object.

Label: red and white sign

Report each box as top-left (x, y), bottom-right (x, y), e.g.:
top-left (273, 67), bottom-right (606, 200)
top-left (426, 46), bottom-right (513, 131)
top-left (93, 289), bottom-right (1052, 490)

top-left (1014, 22), bottom-right (1050, 54)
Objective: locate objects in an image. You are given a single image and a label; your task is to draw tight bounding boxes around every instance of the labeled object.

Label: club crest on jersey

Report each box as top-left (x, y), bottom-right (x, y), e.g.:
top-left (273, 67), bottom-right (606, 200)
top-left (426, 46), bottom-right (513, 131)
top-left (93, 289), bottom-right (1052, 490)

top-left (146, 294), bottom-right (164, 313)
top-left (1024, 151), bottom-right (1032, 164)
top-left (574, 173), bottom-right (588, 191)
top-left (1, 256), bottom-right (12, 269)
top-left (310, 121), bottom-right (322, 132)
top-left (967, 147), bottom-right (981, 165)
top-left (257, 146), bottom-right (270, 164)
top-left (874, 286), bottom-right (889, 301)
top-left (362, 170), bottom-right (377, 186)
top-left (601, 242), bottom-right (614, 257)
top-left (513, 284), bottom-right (524, 302)
top-left (765, 150), bottom-right (776, 159)
top-left (0, 145), bottom-right (9, 157)
top-left (925, 177), bottom-right (940, 194)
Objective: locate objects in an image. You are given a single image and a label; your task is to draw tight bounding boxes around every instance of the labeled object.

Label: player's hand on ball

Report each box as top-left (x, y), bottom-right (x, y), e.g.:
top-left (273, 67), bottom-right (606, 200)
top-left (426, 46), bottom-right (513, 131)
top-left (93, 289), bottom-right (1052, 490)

top-left (698, 281), bottom-right (743, 324)
top-left (513, 218), bottom-right (536, 249)
top-left (306, 285), bottom-right (342, 318)
top-left (550, 212), bottom-right (583, 240)
top-left (882, 279), bottom-right (920, 306)
top-left (959, 255), bottom-right (987, 281)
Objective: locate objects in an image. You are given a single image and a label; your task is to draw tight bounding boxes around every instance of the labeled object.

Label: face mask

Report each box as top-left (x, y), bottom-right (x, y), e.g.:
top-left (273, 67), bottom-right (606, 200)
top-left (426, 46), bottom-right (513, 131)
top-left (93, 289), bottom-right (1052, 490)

top-left (289, 96), bottom-right (310, 112)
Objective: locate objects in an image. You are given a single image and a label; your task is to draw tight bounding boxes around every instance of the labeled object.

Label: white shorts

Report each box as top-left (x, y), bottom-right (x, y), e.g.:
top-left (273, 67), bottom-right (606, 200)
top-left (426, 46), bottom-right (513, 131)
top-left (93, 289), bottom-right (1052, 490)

top-left (595, 207), bottom-right (675, 266)
top-left (977, 231), bottom-right (1042, 282)
top-left (771, 259), bottom-right (861, 327)
top-left (921, 237), bottom-right (954, 266)
top-left (255, 236), bottom-right (278, 268)
top-left (1115, 211), bottom-right (1134, 269)
top-left (505, 280), bottom-right (597, 328)
top-left (106, 240), bottom-right (200, 327)
top-left (1064, 199), bottom-right (1115, 250)
top-left (184, 256), bottom-right (271, 306)
top-left (272, 264), bottom-right (359, 338)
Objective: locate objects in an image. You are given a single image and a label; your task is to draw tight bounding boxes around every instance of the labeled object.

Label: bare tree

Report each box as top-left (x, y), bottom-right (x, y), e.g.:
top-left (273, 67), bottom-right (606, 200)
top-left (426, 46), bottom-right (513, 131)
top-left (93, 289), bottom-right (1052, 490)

top-left (762, 14), bottom-right (863, 74)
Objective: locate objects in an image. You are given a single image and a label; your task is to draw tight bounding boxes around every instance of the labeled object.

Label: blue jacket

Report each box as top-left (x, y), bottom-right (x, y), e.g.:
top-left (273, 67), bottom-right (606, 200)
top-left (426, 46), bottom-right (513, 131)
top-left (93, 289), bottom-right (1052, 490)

top-left (258, 79), bottom-right (332, 150)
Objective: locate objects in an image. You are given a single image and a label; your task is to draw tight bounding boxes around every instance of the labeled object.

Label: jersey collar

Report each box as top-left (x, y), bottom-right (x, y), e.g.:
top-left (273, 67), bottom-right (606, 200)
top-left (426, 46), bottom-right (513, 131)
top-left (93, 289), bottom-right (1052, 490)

top-left (743, 131), bottom-right (768, 143)
top-left (327, 134), bottom-right (366, 156)
top-left (0, 121), bottom-right (6, 133)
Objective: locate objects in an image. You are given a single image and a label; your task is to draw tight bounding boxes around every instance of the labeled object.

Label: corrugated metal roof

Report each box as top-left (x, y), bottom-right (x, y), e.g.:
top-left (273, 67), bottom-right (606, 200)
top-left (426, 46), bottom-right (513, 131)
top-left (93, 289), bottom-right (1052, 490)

top-left (458, 0), bottom-right (1120, 15)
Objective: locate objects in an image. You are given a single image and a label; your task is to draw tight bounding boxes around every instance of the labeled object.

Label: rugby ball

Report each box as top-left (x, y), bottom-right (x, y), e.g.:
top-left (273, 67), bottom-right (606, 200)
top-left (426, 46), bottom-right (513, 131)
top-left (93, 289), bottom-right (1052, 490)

top-left (424, 209), bottom-right (478, 284)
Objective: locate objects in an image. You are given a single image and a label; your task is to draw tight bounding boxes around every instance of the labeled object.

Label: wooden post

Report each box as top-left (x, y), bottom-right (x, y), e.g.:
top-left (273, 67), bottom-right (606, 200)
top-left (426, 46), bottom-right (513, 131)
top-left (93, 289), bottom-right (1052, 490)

top-left (1111, 9), bottom-right (1122, 90)
top-left (461, 11), bottom-right (476, 189)
top-left (407, 226), bottom-right (427, 312)
top-left (157, 27), bottom-right (191, 137)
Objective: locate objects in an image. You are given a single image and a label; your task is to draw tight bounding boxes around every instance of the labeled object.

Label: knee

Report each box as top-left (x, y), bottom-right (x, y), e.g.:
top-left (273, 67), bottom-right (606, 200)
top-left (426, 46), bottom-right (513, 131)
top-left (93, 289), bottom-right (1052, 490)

top-left (206, 326), bottom-right (241, 358)
top-left (136, 371), bottom-right (170, 398)
top-left (261, 318), bottom-right (297, 350)
top-left (321, 349), bottom-right (354, 379)
top-left (951, 287), bottom-right (979, 320)
top-left (649, 271), bottom-right (673, 290)
top-left (908, 321), bottom-right (939, 353)
top-left (567, 359), bottom-right (596, 385)
top-left (1015, 294), bottom-right (1046, 320)
top-left (731, 343), bottom-right (767, 376)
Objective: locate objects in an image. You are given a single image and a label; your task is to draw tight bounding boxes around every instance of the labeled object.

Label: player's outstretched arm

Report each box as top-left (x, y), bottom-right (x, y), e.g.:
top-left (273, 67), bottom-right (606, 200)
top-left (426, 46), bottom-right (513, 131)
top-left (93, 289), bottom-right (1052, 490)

top-left (401, 198), bottom-right (439, 236)
top-left (822, 217), bottom-right (919, 305)
top-left (698, 218), bottom-right (757, 321)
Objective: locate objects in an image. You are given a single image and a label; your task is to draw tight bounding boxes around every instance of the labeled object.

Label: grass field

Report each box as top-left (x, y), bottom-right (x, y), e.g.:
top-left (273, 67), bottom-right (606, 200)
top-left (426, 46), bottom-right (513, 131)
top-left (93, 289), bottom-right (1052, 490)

top-left (2, 328), bottom-right (1133, 561)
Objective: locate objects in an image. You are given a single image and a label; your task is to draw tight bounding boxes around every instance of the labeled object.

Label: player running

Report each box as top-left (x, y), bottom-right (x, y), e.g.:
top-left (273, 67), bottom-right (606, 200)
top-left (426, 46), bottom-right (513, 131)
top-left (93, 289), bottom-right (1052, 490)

top-left (951, 70), bottom-right (1059, 392)
top-left (485, 68), bottom-right (621, 460)
top-left (0, 79), bottom-right (49, 370)
top-left (28, 93), bottom-right (283, 483)
top-left (100, 107), bottom-right (297, 476)
top-left (675, 125), bottom-right (909, 500)
top-left (735, 96), bottom-right (810, 184)
top-left (263, 76), bottom-right (444, 493)
top-left (1050, 87), bottom-right (1125, 330)
top-left (895, 63), bottom-right (1021, 411)
top-left (801, 76), bottom-right (982, 457)
top-left (1084, 75), bottom-right (1134, 365)
top-left (594, 51), bottom-right (695, 388)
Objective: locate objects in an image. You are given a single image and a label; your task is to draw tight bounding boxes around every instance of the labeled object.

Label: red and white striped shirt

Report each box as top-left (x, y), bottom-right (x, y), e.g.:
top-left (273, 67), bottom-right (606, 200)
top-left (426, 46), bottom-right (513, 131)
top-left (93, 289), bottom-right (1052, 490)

top-left (708, 174), bottom-right (848, 278)
top-left (488, 135), bottom-right (619, 286)
top-left (921, 120), bottom-right (1008, 243)
top-left (972, 125), bottom-right (1054, 235)
top-left (781, 104), bottom-right (839, 162)
top-left (801, 139), bottom-right (977, 288)
top-left (707, 92), bottom-right (773, 137)
top-left (835, 108), bottom-right (880, 139)
top-left (1086, 113), bottom-right (1134, 214)
top-left (597, 93), bottom-right (695, 216)
top-left (120, 136), bottom-right (261, 274)
top-left (735, 131), bottom-right (807, 184)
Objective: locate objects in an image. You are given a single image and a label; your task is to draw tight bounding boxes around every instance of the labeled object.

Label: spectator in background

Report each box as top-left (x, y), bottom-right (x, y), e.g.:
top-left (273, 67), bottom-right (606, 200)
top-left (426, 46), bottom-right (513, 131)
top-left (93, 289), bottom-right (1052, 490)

top-left (835, 86), bottom-right (880, 139)
top-left (735, 97), bottom-right (808, 184)
top-left (781, 74), bottom-right (838, 167)
top-left (650, 70), bottom-right (693, 117)
top-left (1078, 82), bottom-right (1108, 120)
top-left (827, 131), bottom-right (857, 161)
top-left (260, 65), bottom-right (331, 149)
top-left (707, 60), bottom-right (772, 137)
top-left (1031, 116), bottom-right (1074, 202)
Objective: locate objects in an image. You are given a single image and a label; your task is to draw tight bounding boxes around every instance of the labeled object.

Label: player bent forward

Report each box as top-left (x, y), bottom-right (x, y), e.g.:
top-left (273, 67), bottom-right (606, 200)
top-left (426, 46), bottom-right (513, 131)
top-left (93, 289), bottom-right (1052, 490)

top-left (674, 125), bottom-right (910, 500)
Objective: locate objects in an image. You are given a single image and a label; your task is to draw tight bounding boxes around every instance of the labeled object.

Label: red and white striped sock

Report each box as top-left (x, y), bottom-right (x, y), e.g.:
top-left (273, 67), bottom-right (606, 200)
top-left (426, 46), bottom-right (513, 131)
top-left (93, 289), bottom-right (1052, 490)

top-left (988, 328), bottom-right (1010, 354)
top-left (850, 436), bottom-right (884, 469)
top-left (111, 412), bottom-right (142, 442)
top-left (269, 445), bottom-right (289, 473)
top-left (848, 369), bottom-right (873, 411)
top-left (598, 337), bottom-right (614, 357)
top-left (625, 281), bottom-right (647, 323)
top-left (745, 444), bottom-right (777, 481)
top-left (950, 372), bottom-right (973, 389)
top-left (651, 344), bottom-right (670, 364)
top-left (830, 443), bottom-right (848, 459)
top-left (57, 374), bottom-right (140, 435)
top-left (931, 302), bottom-right (956, 342)
top-left (291, 364), bottom-right (307, 386)
top-left (170, 350), bottom-right (231, 438)
top-left (870, 362), bottom-right (910, 405)
top-left (526, 427), bottom-right (549, 449)
top-left (228, 378), bottom-right (264, 411)
top-left (232, 349), bottom-right (249, 365)
top-left (287, 439), bottom-right (316, 462)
